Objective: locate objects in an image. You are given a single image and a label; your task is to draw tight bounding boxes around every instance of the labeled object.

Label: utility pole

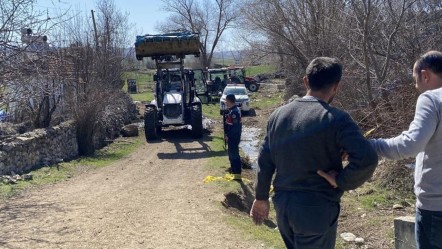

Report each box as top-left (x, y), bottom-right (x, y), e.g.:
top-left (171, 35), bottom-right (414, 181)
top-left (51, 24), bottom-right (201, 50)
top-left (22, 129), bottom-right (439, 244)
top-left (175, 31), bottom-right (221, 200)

top-left (91, 10), bottom-right (99, 48)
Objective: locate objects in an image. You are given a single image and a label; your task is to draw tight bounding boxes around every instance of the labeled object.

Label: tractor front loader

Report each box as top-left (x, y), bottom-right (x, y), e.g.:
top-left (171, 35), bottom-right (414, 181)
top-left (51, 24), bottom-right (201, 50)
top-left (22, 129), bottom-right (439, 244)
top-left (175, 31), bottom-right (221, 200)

top-left (135, 31), bottom-right (203, 141)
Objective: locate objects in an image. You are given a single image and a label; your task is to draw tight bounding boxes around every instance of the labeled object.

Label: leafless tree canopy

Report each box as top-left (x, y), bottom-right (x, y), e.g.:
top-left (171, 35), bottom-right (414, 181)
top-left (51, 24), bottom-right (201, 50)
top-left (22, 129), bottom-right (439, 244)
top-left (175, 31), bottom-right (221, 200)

top-left (159, 0), bottom-right (238, 68)
top-left (241, 0), bottom-right (442, 127)
top-left (0, 0), bottom-right (49, 66)
top-left (1, 0), bottom-right (133, 155)
top-left (54, 0), bottom-right (131, 155)
top-left (0, 0), bottom-right (70, 127)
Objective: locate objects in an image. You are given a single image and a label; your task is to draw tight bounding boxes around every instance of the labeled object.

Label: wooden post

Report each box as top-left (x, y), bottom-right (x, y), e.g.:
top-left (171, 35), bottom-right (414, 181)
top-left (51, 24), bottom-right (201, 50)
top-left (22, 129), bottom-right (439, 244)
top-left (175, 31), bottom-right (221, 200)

top-left (91, 10), bottom-right (99, 48)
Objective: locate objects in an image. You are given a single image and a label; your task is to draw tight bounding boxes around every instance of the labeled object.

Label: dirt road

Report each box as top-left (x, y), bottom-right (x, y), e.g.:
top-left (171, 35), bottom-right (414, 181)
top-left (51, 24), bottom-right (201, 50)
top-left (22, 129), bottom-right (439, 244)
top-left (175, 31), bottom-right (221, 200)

top-left (0, 130), bottom-right (264, 249)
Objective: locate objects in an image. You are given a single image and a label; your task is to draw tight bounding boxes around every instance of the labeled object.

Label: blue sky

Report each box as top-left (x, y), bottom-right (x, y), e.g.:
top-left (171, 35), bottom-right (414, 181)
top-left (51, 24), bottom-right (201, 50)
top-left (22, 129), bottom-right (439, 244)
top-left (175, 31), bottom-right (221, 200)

top-left (35, 0), bottom-right (241, 50)
top-left (36, 0), bottom-right (166, 34)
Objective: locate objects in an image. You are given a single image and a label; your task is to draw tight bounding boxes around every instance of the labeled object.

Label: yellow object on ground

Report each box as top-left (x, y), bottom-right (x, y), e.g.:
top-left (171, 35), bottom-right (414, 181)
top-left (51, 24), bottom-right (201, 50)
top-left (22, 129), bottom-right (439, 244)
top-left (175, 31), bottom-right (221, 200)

top-left (364, 127), bottom-right (377, 137)
top-left (232, 174), bottom-right (242, 180)
top-left (203, 174), bottom-right (251, 183)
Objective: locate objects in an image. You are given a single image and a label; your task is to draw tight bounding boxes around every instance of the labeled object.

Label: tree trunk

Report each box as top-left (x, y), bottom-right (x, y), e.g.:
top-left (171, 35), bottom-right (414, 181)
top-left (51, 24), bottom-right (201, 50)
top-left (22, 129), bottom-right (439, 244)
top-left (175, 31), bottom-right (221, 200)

top-left (201, 51), bottom-right (210, 68)
top-left (34, 95), bottom-right (52, 129)
top-left (77, 118), bottom-right (96, 156)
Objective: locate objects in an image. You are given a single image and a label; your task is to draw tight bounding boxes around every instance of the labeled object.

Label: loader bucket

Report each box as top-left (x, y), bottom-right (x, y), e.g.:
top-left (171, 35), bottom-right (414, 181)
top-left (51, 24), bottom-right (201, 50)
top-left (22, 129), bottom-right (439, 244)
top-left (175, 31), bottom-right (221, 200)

top-left (135, 31), bottom-right (200, 59)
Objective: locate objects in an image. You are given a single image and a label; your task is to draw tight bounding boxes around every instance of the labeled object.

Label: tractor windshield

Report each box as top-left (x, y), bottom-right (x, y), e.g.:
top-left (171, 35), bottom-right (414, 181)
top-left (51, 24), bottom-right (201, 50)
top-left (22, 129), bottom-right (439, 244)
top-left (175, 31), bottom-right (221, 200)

top-left (210, 72), bottom-right (226, 81)
top-left (163, 71), bottom-right (182, 91)
top-left (229, 69), bottom-right (244, 77)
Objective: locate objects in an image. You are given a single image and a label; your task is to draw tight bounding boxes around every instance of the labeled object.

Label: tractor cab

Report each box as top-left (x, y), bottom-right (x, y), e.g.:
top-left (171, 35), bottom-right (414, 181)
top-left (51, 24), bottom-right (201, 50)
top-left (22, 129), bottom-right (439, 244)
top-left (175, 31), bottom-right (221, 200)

top-left (227, 66), bottom-right (260, 92)
top-left (227, 67), bottom-right (245, 84)
top-left (203, 67), bottom-right (259, 99)
top-left (155, 68), bottom-right (184, 92)
top-left (207, 68), bottom-right (230, 90)
top-left (151, 63), bottom-right (200, 127)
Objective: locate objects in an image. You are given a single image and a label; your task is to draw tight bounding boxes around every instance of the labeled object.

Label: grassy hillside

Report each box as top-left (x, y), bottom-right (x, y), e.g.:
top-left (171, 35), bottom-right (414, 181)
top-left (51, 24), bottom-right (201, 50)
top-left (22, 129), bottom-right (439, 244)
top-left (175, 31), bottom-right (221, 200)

top-left (245, 64), bottom-right (277, 76)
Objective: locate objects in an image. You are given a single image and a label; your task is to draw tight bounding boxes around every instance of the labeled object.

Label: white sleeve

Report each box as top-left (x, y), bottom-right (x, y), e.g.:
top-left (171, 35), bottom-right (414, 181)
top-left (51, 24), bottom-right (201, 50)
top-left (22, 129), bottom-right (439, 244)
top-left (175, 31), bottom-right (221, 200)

top-left (370, 92), bottom-right (439, 160)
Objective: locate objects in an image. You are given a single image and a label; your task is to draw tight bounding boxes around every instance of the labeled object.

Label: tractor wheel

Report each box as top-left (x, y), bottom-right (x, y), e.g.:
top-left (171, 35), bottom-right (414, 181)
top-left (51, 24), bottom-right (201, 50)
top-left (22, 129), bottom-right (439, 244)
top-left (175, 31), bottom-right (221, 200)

top-left (191, 104), bottom-right (203, 139)
top-left (144, 106), bottom-right (159, 141)
top-left (248, 82), bottom-right (259, 92)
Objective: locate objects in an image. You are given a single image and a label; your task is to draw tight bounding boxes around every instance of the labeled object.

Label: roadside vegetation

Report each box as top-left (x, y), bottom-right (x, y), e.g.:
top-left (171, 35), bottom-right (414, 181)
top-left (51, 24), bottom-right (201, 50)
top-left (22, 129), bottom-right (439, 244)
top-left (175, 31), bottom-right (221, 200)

top-left (202, 103), bottom-right (221, 120)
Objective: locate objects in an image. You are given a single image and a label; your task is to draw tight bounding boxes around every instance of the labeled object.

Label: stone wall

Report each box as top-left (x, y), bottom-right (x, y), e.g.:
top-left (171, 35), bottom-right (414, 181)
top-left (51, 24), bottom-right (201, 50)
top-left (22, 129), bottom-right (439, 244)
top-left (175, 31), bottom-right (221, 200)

top-left (93, 91), bottom-right (138, 149)
top-left (0, 121), bottom-right (78, 175)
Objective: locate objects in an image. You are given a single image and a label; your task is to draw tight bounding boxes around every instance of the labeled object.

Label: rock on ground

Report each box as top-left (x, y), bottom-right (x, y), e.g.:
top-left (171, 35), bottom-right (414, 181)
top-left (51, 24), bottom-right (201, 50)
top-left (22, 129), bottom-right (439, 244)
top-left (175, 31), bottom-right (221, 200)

top-left (341, 232), bottom-right (357, 242)
top-left (120, 124), bottom-right (139, 137)
top-left (355, 237), bottom-right (365, 244)
top-left (393, 204), bottom-right (405, 210)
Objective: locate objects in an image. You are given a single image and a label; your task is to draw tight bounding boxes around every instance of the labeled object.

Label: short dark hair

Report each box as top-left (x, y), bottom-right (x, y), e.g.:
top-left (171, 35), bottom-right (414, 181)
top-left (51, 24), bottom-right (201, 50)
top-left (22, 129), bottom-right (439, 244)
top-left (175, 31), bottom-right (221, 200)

top-left (226, 94), bottom-right (236, 103)
top-left (414, 51), bottom-right (442, 77)
top-left (306, 57), bottom-right (342, 91)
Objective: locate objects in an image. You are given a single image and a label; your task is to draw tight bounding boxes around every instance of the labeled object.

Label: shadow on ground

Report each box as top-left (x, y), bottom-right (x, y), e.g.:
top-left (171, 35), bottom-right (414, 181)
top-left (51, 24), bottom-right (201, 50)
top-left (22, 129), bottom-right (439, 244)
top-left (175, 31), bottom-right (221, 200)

top-left (222, 180), bottom-right (277, 229)
top-left (154, 128), bottom-right (226, 160)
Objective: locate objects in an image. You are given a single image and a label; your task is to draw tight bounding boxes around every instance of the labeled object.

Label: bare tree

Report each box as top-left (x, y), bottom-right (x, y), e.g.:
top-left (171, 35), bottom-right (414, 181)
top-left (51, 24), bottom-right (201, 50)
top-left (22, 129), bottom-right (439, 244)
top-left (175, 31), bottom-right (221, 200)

top-left (241, 0), bottom-right (347, 68)
top-left (240, 0), bottom-right (348, 98)
top-left (159, 0), bottom-right (238, 68)
top-left (53, 0), bottom-right (132, 155)
top-left (241, 0), bottom-right (442, 107)
top-left (95, 0), bottom-right (130, 88)
top-left (344, 0), bottom-right (417, 107)
top-left (5, 49), bottom-right (69, 128)
top-left (0, 0), bottom-right (48, 74)
top-left (0, 0), bottom-right (71, 127)
top-left (0, 0), bottom-right (131, 151)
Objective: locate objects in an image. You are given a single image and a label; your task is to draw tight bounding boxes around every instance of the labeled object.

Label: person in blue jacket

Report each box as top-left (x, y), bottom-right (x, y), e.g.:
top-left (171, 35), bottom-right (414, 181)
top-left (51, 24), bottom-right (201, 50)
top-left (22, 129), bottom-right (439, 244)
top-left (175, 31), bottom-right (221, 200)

top-left (224, 94), bottom-right (242, 180)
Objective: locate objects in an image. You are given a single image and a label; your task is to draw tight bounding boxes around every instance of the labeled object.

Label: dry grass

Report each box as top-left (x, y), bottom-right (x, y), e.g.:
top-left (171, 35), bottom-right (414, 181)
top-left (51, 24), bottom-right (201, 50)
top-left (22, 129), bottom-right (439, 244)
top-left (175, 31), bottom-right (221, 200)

top-left (338, 180), bottom-right (415, 248)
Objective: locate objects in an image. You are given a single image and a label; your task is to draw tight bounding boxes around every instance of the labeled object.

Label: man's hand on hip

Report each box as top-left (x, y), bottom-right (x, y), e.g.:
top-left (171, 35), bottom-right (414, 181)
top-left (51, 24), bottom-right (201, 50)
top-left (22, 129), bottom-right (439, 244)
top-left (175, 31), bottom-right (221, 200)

top-left (317, 170), bottom-right (338, 188)
top-left (250, 199), bottom-right (270, 225)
